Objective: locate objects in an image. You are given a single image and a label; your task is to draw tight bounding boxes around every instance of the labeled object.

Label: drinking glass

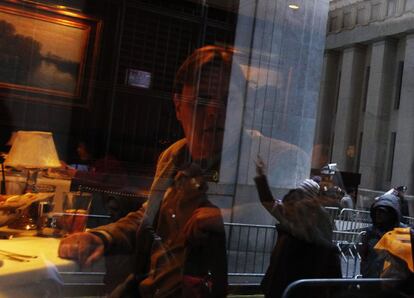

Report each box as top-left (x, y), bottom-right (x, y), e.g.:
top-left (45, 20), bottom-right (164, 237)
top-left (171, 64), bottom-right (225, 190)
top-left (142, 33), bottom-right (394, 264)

top-left (60, 192), bottom-right (92, 234)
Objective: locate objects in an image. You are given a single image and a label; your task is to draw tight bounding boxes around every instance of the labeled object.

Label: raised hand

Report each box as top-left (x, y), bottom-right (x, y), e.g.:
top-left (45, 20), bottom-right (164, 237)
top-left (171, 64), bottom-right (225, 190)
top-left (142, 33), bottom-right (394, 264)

top-left (255, 155), bottom-right (266, 176)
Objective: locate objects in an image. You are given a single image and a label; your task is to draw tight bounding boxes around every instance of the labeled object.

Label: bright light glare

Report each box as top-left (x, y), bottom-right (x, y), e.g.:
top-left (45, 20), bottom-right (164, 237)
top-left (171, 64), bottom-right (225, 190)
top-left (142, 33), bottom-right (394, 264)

top-left (288, 4), bottom-right (300, 10)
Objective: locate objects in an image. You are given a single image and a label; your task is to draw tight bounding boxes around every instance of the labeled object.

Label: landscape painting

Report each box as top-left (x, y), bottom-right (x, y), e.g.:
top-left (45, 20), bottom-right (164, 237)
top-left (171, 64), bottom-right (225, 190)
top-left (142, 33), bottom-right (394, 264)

top-left (0, 2), bottom-right (100, 105)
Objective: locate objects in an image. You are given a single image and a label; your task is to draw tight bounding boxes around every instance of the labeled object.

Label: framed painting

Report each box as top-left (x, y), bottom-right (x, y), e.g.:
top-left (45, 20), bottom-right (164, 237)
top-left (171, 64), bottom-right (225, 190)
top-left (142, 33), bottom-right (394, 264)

top-left (0, 0), bottom-right (102, 107)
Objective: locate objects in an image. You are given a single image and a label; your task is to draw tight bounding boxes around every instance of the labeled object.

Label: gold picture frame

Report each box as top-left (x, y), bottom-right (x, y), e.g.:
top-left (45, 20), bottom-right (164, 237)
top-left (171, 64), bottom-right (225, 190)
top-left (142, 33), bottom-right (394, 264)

top-left (0, 0), bottom-right (102, 107)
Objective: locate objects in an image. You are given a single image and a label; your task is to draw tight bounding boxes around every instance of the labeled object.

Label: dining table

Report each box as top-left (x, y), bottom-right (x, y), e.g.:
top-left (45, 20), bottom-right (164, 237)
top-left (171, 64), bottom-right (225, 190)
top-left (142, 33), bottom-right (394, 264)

top-left (0, 231), bottom-right (106, 297)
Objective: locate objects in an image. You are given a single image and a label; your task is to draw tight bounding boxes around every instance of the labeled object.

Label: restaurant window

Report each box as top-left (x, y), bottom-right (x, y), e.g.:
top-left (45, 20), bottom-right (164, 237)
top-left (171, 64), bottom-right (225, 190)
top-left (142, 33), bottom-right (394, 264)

top-left (2, 0), bottom-right (411, 297)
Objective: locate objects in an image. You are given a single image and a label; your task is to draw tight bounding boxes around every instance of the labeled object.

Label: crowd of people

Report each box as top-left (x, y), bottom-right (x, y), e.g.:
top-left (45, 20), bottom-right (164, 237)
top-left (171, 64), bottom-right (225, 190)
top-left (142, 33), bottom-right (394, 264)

top-left (56, 45), bottom-right (414, 298)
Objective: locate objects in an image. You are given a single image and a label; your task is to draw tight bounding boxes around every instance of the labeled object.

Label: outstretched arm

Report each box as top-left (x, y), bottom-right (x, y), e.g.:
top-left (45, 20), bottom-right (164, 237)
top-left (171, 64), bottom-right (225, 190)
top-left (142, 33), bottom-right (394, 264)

top-left (58, 206), bottom-right (145, 267)
top-left (254, 174), bottom-right (276, 212)
top-left (254, 156), bottom-right (290, 226)
top-left (254, 156), bottom-right (279, 213)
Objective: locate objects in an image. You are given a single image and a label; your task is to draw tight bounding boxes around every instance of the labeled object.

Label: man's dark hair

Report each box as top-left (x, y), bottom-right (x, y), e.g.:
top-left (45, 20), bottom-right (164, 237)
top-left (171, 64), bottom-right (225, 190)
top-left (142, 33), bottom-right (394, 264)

top-left (172, 45), bottom-right (234, 96)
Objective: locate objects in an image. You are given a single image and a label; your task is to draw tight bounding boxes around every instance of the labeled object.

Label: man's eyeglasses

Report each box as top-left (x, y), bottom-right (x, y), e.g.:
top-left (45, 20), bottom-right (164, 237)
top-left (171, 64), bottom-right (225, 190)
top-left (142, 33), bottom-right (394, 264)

top-left (179, 95), bottom-right (227, 109)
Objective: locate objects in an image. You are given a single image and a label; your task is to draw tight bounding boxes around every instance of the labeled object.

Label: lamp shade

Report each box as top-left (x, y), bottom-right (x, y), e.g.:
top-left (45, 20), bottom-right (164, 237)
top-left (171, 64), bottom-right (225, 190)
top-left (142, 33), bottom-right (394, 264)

top-left (5, 131), bottom-right (61, 169)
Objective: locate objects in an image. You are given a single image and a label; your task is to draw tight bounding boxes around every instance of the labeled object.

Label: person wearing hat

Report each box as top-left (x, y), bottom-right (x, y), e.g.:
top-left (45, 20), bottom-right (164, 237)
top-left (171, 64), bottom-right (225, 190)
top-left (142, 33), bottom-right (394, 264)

top-left (359, 193), bottom-right (406, 278)
top-left (254, 157), bottom-right (341, 298)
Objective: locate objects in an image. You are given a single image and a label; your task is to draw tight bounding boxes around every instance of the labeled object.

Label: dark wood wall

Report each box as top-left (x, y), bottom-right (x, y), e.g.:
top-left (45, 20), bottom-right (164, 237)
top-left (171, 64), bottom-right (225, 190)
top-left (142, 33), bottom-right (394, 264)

top-left (0, 0), bottom-right (237, 178)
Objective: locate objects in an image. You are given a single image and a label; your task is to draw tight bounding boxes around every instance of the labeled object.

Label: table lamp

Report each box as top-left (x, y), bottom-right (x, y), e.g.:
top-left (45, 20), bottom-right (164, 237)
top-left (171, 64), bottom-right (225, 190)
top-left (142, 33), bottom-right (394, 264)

top-left (4, 131), bottom-right (61, 230)
top-left (5, 131), bottom-right (61, 193)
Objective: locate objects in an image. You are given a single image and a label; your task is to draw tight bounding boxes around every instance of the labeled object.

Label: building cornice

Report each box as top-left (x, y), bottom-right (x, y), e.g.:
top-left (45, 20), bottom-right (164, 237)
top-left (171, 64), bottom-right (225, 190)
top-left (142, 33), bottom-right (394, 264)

top-left (326, 11), bottom-right (414, 49)
top-left (326, 0), bottom-right (414, 49)
top-left (330, 0), bottom-right (365, 11)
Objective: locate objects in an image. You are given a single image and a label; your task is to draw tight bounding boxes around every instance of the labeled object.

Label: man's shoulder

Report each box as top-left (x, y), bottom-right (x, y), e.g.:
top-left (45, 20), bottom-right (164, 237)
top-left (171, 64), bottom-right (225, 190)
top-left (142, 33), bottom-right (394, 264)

top-left (244, 129), bottom-right (310, 187)
top-left (200, 198), bottom-right (220, 209)
top-left (245, 129), bottom-right (308, 157)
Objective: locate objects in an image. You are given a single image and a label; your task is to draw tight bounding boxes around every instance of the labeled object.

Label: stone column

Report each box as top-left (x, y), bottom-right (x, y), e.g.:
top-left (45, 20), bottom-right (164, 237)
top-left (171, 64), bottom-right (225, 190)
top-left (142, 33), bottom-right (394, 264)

top-left (331, 46), bottom-right (366, 172)
top-left (312, 50), bottom-right (340, 169)
top-left (392, 34), bottom-right (414, 193)
top-left (359, 39), bottom-right (396, 190)
top-left (222, 0), bottom-right (329, 225)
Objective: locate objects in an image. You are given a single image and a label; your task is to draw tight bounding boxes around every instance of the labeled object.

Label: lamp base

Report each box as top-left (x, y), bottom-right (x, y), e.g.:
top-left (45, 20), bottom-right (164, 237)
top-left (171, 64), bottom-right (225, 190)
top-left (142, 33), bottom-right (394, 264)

top-left (7, 203), bottom-right (38, 230)
top-left (8, 215), bottom-right (37, 230)
top-left (25, 169), bottom-right (39, 193)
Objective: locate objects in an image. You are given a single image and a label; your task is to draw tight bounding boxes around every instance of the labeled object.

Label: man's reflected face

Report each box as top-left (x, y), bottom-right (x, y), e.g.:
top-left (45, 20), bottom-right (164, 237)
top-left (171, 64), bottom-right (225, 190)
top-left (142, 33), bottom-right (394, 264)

top-left (174, 65), bottom-right (230, 160)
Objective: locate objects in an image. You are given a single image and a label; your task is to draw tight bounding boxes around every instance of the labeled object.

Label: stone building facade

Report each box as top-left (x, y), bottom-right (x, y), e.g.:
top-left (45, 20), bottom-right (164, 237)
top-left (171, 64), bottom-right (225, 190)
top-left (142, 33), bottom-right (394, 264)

top-left (314, 0), bottom-right (414, 205)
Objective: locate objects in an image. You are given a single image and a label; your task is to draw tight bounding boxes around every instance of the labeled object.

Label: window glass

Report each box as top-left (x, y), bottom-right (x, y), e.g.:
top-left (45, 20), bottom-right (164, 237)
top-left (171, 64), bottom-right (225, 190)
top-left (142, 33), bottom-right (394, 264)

top-left (0, 0), bottom-right (411, 297)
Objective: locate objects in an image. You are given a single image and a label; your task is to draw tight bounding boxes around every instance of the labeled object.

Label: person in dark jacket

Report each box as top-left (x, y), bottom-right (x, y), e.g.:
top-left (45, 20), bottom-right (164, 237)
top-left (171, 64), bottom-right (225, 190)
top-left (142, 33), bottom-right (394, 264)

top-left (359, 193), bottom-right (406, 278)
top-left (254, 157), bottom-right (342, 298)
top-left (58, 45), bottom-right (232, 298)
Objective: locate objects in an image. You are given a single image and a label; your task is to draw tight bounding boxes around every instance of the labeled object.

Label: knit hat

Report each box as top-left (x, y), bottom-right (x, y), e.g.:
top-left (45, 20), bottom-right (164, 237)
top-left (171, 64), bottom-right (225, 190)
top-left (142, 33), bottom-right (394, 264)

top-left (298, 178), bottom-right (320, 199)
top-left (311, 175), bottom-right (322, 184)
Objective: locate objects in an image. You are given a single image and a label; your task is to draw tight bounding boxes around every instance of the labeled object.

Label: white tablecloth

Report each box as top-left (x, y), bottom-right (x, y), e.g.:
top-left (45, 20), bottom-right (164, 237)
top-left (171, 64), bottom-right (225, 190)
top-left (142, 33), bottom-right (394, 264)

top-left (0, 235), bottom-right (105, 297)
